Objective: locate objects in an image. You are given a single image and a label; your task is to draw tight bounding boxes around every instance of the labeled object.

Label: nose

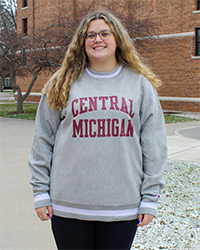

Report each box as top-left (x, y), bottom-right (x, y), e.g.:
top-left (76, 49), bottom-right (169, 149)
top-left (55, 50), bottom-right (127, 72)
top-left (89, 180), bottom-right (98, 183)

top-left (94, 33), bottom-right (102, 42)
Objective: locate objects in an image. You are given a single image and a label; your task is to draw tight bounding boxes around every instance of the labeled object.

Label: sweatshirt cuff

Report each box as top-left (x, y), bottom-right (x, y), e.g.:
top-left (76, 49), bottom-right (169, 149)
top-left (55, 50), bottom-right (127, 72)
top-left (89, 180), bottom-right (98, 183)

top-left (34, 193), bottom-right (52, 209)
top-left (139, 201), bottom-right (157, 217)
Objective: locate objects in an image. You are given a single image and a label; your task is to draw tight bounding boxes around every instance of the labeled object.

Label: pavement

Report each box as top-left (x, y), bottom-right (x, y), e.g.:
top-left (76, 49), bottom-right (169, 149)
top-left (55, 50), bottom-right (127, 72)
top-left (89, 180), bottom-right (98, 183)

top-left (166, 120), bottom-right (200, 162)
top-left (0, 117), bottom-right (200, 250)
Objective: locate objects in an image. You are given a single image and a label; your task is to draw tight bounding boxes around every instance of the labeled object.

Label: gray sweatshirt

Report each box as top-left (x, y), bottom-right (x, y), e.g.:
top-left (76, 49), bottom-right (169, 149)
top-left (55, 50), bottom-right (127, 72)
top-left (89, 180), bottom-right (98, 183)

top-left (28, 64), bottom-right (167, 222)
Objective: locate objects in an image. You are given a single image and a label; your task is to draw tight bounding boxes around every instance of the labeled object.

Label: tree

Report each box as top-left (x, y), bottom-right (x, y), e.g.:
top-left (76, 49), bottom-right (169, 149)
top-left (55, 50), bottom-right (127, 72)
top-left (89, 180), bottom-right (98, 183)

top-left (0, 26), bottom-right (66, 112)
top-left (0, 0), bottom-right (16, 91)
top-left (14, 26), bottom-right (66, 112)
top-left (0, 0), bottom-right (16, 32)
top-left (0, 0), bottom-right (65, 112)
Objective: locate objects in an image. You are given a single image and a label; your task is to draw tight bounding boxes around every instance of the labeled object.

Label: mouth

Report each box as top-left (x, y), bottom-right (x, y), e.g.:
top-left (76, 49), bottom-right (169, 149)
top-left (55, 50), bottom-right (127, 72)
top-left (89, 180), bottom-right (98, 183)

top-left (93, 46), bottom-right (106, 50)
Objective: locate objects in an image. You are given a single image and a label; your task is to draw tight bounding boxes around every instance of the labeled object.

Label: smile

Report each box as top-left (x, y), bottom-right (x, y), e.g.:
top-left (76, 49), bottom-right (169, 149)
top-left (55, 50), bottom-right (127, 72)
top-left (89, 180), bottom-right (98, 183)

top-left (93, 46), bottom-right (106, 50)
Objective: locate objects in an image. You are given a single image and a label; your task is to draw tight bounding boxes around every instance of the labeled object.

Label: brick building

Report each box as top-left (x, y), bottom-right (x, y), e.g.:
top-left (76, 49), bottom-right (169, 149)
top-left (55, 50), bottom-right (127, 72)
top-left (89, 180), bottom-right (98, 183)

top-left (16, 0), bottom-right (200, 112)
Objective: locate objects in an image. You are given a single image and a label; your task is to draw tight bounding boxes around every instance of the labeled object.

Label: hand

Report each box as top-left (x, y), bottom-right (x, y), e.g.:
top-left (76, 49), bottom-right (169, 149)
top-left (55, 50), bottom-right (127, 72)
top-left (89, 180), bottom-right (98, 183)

top-left (137, 214), bottom-right (154, 227)
top-left (36, 206), bottom-right (53, 221)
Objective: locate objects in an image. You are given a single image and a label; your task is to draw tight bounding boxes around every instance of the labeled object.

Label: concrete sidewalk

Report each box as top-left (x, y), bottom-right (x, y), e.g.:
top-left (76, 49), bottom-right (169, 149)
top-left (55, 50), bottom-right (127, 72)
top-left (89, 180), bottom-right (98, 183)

top-left (0, 117), bottom-right (200, 250)
top-left (0, 118), bottom-right (57, 250)
top-left (166, 120), bottom-right (200, 162)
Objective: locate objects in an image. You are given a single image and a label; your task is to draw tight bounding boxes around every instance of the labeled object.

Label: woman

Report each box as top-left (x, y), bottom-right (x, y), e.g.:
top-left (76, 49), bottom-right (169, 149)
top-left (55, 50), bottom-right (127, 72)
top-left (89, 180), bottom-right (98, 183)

top-left (29, 11), bottom-right (167, 250)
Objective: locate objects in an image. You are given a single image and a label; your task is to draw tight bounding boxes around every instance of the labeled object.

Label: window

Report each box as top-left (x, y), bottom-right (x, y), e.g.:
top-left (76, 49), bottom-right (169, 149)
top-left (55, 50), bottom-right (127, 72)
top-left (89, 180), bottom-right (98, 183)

top-left (197, 0), bottom-right (200, 10)
top-left (23, 0), bottom-right (28, 7)
top-left (22, 18), bottom-right (28, 36)
top-left (2, 78), bottom-right (12, 88)
top-left (195, 28), bottom-right (200, 56)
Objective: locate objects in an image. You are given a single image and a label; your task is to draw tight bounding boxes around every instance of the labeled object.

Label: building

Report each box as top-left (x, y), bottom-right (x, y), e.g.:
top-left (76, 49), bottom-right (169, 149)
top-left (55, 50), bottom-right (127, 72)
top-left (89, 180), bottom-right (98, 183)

top-left (16, 0), bottom-right (200, 112)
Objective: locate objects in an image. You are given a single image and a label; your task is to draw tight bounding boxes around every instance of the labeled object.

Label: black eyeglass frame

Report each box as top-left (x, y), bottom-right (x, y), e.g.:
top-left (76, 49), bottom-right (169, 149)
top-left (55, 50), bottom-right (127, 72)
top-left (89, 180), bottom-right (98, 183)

top-left (84, 30), bottom-right (113, 41)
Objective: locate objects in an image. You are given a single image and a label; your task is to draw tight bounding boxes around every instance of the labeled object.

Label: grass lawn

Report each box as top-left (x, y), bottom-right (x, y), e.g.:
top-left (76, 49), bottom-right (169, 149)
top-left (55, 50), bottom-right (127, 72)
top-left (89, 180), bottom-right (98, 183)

top-left (0, 103), bottom-right (38, 120)
top-left (164, 114), bottom-right (198, 123)
top-left (0, 103), bottom-right (199, 123)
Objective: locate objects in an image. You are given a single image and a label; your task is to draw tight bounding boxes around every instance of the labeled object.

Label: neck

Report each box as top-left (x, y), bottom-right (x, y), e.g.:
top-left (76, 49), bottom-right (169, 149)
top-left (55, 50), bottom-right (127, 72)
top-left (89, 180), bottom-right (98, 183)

top-left (89, 60), bottom-right (118, 72)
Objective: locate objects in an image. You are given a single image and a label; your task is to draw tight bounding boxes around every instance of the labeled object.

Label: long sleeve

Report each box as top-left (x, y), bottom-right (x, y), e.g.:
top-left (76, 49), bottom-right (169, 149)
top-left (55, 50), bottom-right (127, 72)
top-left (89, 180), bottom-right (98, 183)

top-left (138, 78), bottom-right (168, 217)
top-left (28, 94), bottom-right (62, 209)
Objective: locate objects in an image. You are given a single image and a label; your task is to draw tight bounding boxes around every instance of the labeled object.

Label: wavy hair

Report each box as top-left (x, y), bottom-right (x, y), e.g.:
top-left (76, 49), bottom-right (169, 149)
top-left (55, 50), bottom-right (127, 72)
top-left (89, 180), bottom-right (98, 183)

top-left (43, 11), bottom-right (162, 110)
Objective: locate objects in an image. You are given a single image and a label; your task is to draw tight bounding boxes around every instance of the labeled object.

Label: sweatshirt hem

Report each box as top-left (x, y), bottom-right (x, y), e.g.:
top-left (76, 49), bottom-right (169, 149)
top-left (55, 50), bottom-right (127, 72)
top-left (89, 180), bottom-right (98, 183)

top-left (52, 203), bottom-right (139, 216)
top-left (52, 203), bottom-right (139, 222)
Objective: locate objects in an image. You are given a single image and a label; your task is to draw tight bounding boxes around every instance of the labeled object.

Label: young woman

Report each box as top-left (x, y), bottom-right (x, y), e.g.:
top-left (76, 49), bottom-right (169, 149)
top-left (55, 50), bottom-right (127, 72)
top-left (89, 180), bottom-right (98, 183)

top-left (29, 11), bottom-right (167, 250)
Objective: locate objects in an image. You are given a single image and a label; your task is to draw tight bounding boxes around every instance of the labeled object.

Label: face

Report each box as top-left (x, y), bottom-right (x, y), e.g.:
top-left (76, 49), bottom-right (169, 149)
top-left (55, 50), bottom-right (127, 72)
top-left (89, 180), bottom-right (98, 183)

top-left (85, 19), bottom-right (118, 71)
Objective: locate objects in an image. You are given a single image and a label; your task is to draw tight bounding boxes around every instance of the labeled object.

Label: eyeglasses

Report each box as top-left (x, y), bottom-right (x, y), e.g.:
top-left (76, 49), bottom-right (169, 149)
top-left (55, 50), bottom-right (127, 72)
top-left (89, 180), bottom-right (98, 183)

top-left (84, 30), bottom-right (113, 41)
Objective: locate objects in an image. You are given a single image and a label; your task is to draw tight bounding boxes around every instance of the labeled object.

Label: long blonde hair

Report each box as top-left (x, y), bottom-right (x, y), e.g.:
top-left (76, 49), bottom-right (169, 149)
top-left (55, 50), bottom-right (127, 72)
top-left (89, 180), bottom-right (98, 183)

top-left (43, 11), bottom-right (161, 110)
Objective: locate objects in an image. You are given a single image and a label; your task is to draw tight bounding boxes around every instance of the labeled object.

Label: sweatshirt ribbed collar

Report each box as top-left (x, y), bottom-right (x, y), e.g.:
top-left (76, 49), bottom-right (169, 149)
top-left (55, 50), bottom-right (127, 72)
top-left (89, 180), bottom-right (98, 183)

top-left (85, 64), bottom-right (123, 79)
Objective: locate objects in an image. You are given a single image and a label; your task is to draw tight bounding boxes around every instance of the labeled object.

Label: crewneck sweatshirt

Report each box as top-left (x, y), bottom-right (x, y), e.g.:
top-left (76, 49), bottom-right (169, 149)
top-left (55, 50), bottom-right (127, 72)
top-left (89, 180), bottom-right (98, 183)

top-left (28, 64), bottom-right (167, 222)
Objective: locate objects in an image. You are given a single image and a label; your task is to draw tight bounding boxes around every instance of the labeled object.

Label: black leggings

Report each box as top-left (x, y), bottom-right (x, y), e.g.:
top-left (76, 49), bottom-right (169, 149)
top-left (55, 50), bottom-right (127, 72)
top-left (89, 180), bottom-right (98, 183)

top-left (51, 216), bottom-right (138, 250)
